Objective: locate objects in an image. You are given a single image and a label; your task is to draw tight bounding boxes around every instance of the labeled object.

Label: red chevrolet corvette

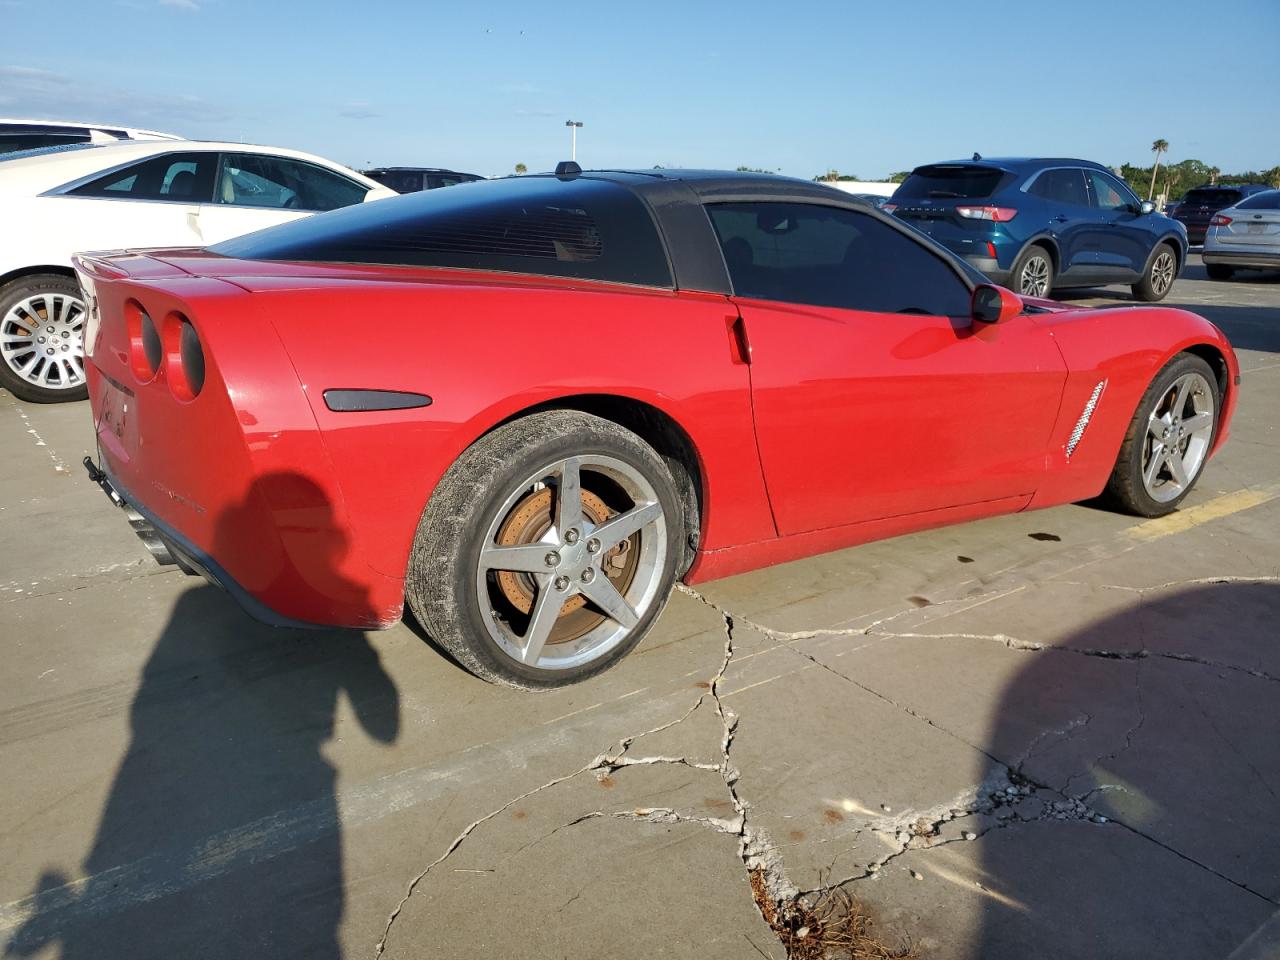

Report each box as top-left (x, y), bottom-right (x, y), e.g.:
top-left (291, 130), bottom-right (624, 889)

top-left (75, 167), bottom-right (1239, 688)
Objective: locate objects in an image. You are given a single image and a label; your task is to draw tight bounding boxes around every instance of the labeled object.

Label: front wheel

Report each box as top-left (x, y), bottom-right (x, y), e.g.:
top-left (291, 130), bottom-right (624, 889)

top-left (0, 274), bottom-right (89, 403)
top-left (1010, 244), bottom-right (1054, 298)
top-left (1103, 353), bottom-right (1219, 517)
top-left (1131, 244), bottom-right (1178, 302)
top-left (406, 410), bottom-right (684, 689)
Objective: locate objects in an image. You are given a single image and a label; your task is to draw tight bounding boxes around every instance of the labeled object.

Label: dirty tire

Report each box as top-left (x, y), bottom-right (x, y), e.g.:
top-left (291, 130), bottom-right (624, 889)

top-left (1205, 263), bottom-right (1234, 281)
top-left (1131, 242), bottom-right (1179, 302)
top-left (406, 410), bottom-right (684, 690)
top-left (1103, 353), bottom-right (1220, 517)
top-left (0, 273), bottom-right (89, 403)
top-left (1010, 244), bottom-right (1054, 298)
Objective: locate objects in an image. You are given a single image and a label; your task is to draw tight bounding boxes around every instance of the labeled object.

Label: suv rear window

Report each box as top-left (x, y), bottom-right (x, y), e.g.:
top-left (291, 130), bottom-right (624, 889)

top-left (893, 164), bottom-right (1007, 200)
top-left (212, 176), bottom-right (673, 287)
top-left (1183, 188), bottom-right (1243, 205)
top-left (1237, 190), bottom-right (1280, 210)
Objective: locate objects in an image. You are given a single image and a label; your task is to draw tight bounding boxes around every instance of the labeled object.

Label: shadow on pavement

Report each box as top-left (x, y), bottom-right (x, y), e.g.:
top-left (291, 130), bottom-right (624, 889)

top-left (6, 473), bottom-right (401, 959)
top-left (974, 581), bottom-right (1280, 959)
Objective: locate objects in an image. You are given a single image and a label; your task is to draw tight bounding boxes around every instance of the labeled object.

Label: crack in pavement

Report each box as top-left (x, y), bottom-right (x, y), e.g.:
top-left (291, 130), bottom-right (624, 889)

top-left (376, 569), bottom-right (1279, 954)
top-left (678, 583), bottom-right (1280, 912)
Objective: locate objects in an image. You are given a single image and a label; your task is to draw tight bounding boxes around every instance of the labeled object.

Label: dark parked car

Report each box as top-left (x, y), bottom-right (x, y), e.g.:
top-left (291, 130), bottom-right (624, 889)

top-left (362, 167), bottom-right (484, 193)
top-left (1171, 184), bottom-right (1273, 245)
top-left (885, 157), bottom-right (1187, 301)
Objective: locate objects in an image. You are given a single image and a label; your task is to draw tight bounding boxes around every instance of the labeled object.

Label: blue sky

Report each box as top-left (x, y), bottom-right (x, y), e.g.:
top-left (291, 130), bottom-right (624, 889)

top-left (2, 0), bottom-right (1278, 178)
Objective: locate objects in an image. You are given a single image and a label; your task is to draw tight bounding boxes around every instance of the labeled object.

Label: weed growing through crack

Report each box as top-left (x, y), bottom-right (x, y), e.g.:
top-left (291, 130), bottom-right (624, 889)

top-left (750, 870), bottom-right (918, 960)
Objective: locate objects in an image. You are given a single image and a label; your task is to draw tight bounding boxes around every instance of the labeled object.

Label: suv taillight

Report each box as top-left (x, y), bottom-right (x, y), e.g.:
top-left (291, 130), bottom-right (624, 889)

top-left (956, 205), bottom-right (1018, 222)
top-left (1210, 214), bottom-right (1232, 226)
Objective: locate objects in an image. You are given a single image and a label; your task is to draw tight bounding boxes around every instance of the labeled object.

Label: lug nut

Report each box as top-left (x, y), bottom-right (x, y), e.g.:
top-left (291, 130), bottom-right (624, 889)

top-left (46, 347), bottom-right (54, 355)
top-left (586, 538), bottom-right (600, 553)
top-left (37, 336), bottom-right (45, 344)
top-left (46, 326), bottom-right (54, 333)
top-left (581, 568), bottom-right (596, 583)
top-left (564, 528), bottom-right (579, 544)
top-left (545, 551), bottom-right (561, 567)
top-left (554, 576), bottom-right (570, 591)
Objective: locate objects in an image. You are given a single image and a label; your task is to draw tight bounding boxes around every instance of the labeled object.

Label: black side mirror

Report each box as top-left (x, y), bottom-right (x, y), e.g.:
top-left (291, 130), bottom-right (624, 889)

top-left (971, 284), bottom-right (1024, 324)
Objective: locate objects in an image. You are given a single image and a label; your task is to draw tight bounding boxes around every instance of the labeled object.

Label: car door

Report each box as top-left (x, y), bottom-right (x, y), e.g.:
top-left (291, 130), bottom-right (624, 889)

top-left (1024, 167), bottom-right (1095, 279)
top-left (195, 153), bottom-right (373, 244)
top-left (1084, 169), bottom-right (1154, 275)
top-left (57, 150), bottom-right (216, 251)
top-left (707, 201), bottom-right (1067, 536)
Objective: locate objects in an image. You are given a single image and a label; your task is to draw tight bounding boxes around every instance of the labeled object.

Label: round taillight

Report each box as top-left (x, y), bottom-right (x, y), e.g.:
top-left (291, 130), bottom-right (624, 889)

top-left (125, 301), bottom-right (162, 381)
top-left (163, 313), bottom-right (204, 401)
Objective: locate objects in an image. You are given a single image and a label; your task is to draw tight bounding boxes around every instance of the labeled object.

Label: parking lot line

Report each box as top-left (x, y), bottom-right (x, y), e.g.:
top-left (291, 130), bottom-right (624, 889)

top-left (1126, 485), bottom-right (1280, 542)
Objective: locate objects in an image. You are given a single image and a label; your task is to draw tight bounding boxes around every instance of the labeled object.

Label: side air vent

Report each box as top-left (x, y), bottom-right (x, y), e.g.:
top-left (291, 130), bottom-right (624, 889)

top-left (1065, 380), bottom-right (1107, 458)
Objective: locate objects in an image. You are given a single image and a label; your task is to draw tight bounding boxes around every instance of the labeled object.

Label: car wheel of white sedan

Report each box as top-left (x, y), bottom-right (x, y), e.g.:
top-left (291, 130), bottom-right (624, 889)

top-left (0, 274), bottom-right (89, 403)
top-left (406, 410), bottom-right (684, 690)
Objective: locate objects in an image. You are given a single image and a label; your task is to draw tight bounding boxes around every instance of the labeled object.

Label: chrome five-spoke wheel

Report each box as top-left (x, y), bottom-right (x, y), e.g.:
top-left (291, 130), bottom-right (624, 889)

top-left (477, 454), bottom-right (667, 670)
top-left (1106, 353), bottom-right (1220, 517)
top-left (1141, 371), bottom-right (1214, 504)
top-left (406, 410), bottom-right (685, 689)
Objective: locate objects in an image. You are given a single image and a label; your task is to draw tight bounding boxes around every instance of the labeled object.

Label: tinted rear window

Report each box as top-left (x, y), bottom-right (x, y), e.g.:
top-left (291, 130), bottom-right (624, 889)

top-left (1183, 188), bottom-right (1242, 205)
top-left (212, 176), bottom-right (672, 287)
top-left (893, 164), bottom-right (1007, 200)
top-left (1237, 190), bottom-right (1280, 210)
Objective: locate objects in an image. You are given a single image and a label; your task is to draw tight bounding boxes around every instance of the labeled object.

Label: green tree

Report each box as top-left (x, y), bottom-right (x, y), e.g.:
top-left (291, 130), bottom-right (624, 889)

top-left (514, 162), bottom-right (527, 175)
top-left (737, 166), bottom-right (777, 174)
top-left (1208, 166), bottom-right (1220, 185)
top-left (1148, 139), bottom-right (1169, 199)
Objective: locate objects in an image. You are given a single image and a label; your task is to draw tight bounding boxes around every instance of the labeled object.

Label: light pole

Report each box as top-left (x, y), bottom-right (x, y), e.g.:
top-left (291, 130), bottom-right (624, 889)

top-left (565, 120), bottom-right (583, 162)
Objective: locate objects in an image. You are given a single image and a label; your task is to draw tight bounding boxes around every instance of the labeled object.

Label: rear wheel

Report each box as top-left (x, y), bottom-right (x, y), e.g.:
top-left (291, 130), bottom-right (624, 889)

top-left (0, 274), bottom-right (89, 403)
top-left (1205, 263), bottom-right (1234, 281)
top-left (1131, 244), bottom-right (1178, 301)
top-left (1011, 244), bottom-right (1054, 298)
top-left (406, 410), bottom-right (684, 689)
top-left (1103, 353), bottom-right (1219, 517)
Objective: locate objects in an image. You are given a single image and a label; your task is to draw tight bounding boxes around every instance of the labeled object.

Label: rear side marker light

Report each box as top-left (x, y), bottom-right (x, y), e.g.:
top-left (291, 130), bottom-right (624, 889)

top-left (163, 313), bottom-right (205, 401)
top-left (956, 205), bottom-right (1018, 222)
top-left (985, 241), bottom-right (998, 258)
top-left (125, 301), bottom-right (162, 382)
top-left (1209, 214), bottom-right (1232, 226)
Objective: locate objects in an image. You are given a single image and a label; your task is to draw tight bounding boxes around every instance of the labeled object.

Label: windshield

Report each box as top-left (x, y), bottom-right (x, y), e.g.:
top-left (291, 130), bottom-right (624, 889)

top-left (893, 164), bottom-right (1008, 200)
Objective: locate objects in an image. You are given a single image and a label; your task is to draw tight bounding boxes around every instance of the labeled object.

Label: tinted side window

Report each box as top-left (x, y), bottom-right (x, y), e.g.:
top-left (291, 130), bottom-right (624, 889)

top-left (1087, 170), bottom-right (1138, 212)
top-left (1028, 169), bottom-right (1089, 207)
top-left (211, 176), bottom-right (673, 288)
top-left (707, 202), bottom-right (971, 316)
top-left (70, 152), bottom-right (216, 201)
top-left (216, 154), bottom-right (369, 212)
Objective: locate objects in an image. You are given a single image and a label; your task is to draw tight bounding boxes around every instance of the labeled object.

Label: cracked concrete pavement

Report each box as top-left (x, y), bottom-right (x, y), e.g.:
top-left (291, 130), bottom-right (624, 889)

top-left (1, 256), bottom-right (1278, 959)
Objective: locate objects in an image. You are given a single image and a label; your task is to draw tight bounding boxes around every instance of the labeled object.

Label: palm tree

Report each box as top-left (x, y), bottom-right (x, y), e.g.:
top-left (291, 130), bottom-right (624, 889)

top-left (1148, 139), bottom-right (1169, 199)
top-left (514, 163), bottom-right (527, 175)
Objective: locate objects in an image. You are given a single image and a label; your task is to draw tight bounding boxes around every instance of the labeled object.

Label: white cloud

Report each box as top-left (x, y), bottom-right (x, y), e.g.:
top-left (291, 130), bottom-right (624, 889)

top-left (0, 64), bottom-right (228, 130)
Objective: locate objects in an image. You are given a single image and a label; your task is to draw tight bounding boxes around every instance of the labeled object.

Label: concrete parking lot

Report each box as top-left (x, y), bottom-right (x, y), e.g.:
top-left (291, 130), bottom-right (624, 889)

top-left (1, 255), bottom-right (1277, 959)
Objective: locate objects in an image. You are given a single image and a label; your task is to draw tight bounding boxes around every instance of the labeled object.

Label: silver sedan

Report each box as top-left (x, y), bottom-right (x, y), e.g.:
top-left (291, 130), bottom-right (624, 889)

top-left (1203, 188), bottom-right (1280, 279)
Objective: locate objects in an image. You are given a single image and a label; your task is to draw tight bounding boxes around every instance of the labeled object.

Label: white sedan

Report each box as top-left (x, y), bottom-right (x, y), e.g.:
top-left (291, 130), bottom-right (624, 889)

top-left (0, 141), bottom-right (396, 402)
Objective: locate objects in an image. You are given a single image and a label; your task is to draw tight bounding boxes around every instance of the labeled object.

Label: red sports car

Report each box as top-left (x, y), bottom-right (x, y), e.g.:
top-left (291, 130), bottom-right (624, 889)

top-left (75, 167), bottom-right (1239, 688)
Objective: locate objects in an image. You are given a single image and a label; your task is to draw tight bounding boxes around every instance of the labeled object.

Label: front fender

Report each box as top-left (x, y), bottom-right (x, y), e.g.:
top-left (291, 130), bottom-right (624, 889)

top-left (1029, 306), bottom-right (1238, 507)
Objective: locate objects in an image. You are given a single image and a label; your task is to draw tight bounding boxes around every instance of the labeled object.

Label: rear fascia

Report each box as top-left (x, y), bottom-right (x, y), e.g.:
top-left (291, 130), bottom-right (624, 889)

top-left (78, 255), bottom-right (404, 629)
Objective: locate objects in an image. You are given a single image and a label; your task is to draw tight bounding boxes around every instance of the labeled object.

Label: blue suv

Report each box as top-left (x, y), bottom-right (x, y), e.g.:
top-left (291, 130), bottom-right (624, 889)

top-left (885, 158), bottom-right (1188, 301)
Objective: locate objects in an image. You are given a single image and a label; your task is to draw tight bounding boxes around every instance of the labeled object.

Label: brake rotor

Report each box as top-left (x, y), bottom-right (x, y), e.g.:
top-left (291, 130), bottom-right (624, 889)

top-left (494, 486), bottom-right (638, 645)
